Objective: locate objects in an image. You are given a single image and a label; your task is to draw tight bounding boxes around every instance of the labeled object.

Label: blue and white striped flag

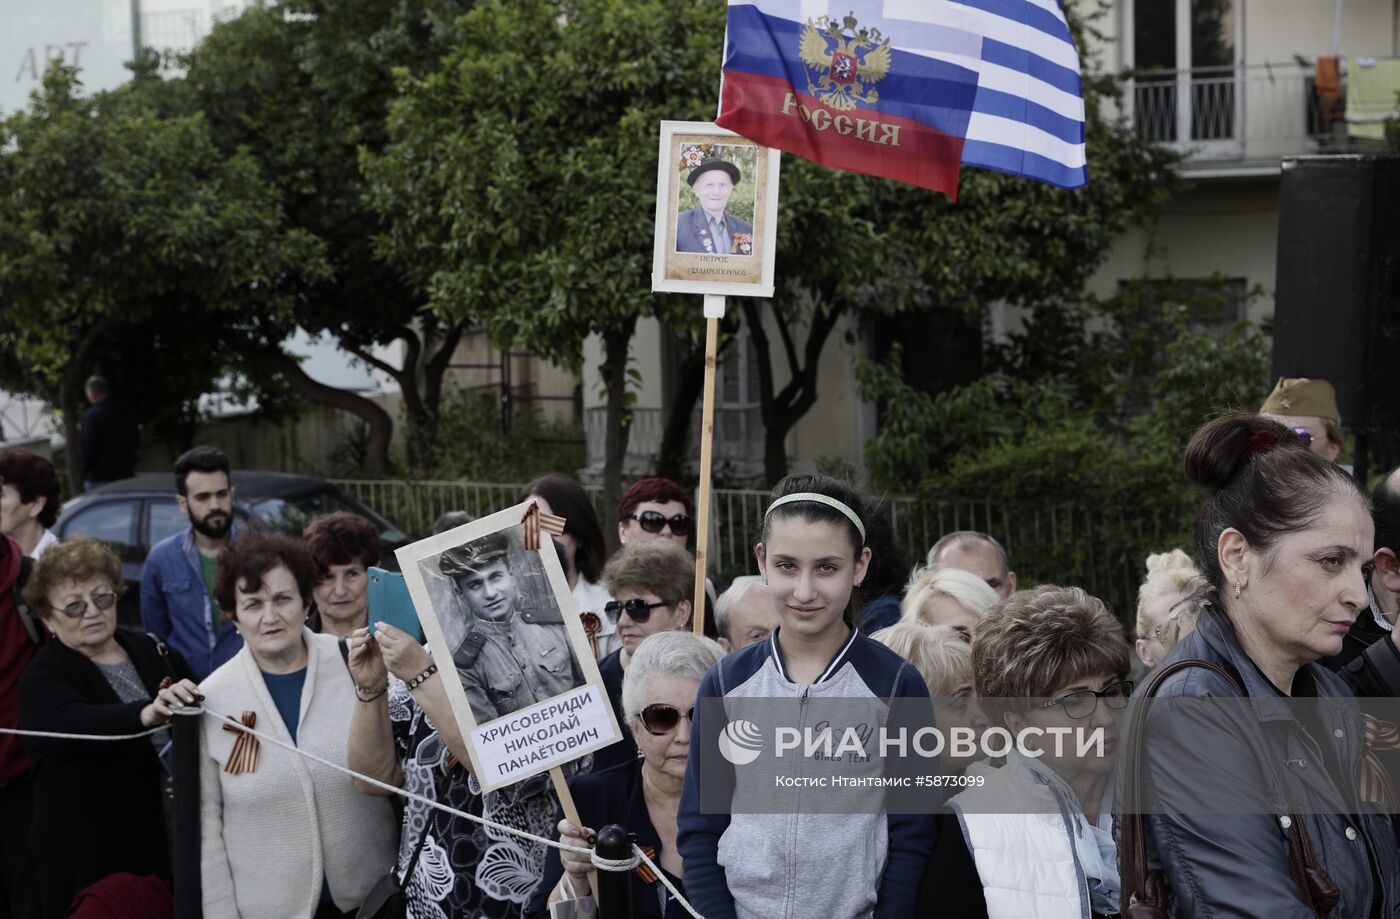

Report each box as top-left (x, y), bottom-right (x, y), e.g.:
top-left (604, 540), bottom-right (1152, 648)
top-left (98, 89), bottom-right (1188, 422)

top-left (717, 0), bottom-right (1087, 196)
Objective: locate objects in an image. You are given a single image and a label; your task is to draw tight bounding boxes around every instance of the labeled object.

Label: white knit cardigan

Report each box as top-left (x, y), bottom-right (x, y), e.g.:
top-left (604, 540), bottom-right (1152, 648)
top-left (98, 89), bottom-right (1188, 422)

top-left (199, 629), bottom-right (399, 919)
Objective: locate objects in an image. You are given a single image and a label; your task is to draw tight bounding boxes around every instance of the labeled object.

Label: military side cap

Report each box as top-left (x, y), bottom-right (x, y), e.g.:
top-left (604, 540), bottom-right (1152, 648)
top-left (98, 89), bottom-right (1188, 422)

top-left (1260, 377), bottom-right (1340, 424)
top-left (440, 532), bottom-right (510, 577)
top-left (687, 156), bottom-right (741, 187)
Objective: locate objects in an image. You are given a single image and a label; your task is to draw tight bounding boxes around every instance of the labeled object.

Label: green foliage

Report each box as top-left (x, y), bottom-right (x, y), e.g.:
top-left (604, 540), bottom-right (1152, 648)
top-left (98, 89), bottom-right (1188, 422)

top-left (363, 0), bottom-right (718, 364)
top-left (862, 275), bottom-right (1270, 502)
top-left (0, 59), bottom-right (326, 448)
top-left (404, 391), bottom-right (585, 483)
top-left (858, 275), bottom-right (1270, 614)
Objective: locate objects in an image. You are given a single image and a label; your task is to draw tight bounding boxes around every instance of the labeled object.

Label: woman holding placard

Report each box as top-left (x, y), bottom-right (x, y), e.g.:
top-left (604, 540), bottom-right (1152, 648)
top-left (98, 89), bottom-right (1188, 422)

top-left (528, 630), bottom-right (722, 918)
top-left (676, 475), bottom-right (938, 919)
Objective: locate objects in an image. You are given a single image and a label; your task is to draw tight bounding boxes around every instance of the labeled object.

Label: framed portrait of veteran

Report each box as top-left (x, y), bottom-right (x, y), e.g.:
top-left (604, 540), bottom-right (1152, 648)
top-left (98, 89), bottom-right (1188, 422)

top-left (651, 120), bottom-right (780, 297)
top-left (396, 501), bottom-right (623, 792)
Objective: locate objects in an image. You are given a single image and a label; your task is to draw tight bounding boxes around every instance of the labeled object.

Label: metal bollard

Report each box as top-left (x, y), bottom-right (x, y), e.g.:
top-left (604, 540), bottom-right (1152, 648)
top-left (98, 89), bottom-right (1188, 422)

top-left (593, 824), bottom-right (634, 919)
top-left (172, 707), bottom-right (202, 919)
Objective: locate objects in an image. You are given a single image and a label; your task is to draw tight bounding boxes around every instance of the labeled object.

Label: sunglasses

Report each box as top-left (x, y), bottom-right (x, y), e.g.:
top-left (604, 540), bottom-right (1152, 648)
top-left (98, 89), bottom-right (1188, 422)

top-left (51, 590), bottom-right (118, 620)
top-left (1037, 679), bottom-right (1134, 719)
top-left (1290, 426), bottom-right (1313, 446)
top-left (640, 703), bottom-right (694, 735)
top-left (625, 510), bottom-right (692, 537)
top-left (603, 598), bottom-right (669, 623)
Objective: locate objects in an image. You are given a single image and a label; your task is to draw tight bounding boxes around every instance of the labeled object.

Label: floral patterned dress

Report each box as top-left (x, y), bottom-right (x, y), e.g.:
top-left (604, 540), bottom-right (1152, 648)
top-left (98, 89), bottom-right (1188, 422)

top-left (389, 676), bottom-right (586, 919)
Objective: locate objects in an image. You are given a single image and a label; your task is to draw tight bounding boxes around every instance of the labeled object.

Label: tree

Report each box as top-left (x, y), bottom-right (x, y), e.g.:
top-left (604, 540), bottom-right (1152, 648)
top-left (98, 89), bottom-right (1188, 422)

top-left (738, 0), bottom-right (1182, 484)
top-left (364, 0), bottom-right (720, 528)
top-left (182, 2), bottom-right (479, 471)
top-left (0, 60), bottom-right (325, 490)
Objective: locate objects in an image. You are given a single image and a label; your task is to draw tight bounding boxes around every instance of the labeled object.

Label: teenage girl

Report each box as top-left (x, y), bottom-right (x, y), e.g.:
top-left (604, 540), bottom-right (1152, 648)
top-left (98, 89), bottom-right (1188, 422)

top-left (677, 474), bottom-right (937, 918)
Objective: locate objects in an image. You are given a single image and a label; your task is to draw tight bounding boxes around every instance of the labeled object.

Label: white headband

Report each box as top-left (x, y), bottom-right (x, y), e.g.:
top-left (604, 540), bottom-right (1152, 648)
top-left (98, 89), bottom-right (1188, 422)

top-left (763, 493), bottom-right (866, 543)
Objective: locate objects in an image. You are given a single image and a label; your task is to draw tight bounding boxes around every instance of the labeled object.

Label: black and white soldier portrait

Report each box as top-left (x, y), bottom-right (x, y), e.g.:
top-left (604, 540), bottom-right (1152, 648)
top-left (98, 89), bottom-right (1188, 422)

top-left (431, 530), bottom-right (585, 724)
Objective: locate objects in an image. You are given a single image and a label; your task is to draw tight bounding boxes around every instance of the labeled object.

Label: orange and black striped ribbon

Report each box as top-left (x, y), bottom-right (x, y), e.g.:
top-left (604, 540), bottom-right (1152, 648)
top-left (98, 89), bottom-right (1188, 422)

top-left (521, 502), bottom-right (567, 550)
top-left (1360, 713), bottom-right (1400, 808)
top-left (222, 711), bottom-right (260, 775)
top-left (635, 846), bottom-right (658, 884)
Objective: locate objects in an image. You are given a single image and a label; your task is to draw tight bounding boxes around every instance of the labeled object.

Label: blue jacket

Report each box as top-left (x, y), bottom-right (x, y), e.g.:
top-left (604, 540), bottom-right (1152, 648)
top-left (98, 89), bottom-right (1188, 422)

top-left (675, 208), bottom-right (754, 255)
top-left (1129, 604), bottom-right (1400, 918)
top-left (140, 526), bottom-right (242, 679)
top-left (677, 627), bottom-right (938, 919)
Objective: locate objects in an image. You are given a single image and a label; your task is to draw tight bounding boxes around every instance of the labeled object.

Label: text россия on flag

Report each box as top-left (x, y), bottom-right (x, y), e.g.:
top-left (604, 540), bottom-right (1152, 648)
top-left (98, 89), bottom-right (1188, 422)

top-left (715, 0), bottom-right (1088, 198)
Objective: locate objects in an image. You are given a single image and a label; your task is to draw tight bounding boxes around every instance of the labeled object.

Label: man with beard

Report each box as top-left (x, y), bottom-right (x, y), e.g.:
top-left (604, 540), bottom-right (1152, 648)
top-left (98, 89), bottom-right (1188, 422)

top-left (141, 446), bottom-right (241, 678)
top-left (441, 533), bottom-right (583, 724)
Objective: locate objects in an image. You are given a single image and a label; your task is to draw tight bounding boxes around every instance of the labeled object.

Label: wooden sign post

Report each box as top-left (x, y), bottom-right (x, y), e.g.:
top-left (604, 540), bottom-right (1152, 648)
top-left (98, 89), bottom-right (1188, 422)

top-left (692, 295), bottom-right (725, 636)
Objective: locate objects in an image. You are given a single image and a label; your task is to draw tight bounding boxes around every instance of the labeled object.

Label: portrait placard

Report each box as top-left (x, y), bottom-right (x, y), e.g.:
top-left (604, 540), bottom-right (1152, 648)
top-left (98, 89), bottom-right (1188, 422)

top-left (652, 120), bottom-right (780, 297)
top-left (396, 501), bottom-right (622, 792)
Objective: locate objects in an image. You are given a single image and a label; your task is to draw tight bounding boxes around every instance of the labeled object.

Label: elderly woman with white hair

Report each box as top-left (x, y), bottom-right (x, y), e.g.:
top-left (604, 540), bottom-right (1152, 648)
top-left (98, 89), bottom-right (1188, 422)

top-left (900, 566), bottom-right (1000, 643)
top-left (527, 631), bottom-right (724, 919)
top-left (1133, 548), bottom-right (1200, 669)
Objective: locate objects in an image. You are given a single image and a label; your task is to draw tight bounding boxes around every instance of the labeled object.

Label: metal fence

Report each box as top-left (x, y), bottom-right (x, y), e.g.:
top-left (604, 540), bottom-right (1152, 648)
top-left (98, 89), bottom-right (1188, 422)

top-left (333, 479), bottom-right (1190, 620)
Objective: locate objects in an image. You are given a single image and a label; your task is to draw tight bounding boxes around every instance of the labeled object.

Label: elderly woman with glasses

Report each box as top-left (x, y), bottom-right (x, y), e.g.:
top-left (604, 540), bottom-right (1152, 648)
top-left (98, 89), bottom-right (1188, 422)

top-left (916, 585), bottom-right (1132, 919)
top-left (18, 537), bottom-right (201, 917)
top-left (527, 631), bottom-right (723, 919)
top-left (591, 540), bottom-right (695, 771)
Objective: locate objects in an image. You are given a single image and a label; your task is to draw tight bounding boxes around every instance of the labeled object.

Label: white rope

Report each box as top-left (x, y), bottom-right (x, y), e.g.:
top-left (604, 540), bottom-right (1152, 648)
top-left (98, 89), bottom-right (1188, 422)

top-left (0, 709), bottom-right (703, 917)
top-left (189, 707), bottom-right (702, 918)
top-left (0, 724), bottom-right (166, 741)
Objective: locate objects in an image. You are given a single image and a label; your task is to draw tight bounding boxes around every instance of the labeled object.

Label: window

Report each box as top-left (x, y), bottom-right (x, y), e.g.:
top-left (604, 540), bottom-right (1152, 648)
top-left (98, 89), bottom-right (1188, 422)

top-left (145, 500), bottom-right (189, 551)
top-left (1131, 0), bottom-right (1240, 150)
top-left (63, 500), bottom-right (139, 561)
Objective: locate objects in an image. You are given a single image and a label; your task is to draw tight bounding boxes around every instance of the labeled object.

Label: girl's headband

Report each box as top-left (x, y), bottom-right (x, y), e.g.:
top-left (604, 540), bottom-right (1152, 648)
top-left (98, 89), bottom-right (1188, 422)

top-left (763, 493), bottom-right (866, 544)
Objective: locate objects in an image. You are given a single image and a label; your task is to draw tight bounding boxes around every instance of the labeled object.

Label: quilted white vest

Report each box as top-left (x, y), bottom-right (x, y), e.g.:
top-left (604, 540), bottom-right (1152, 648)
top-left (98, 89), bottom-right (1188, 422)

top-left (948, 759), bottom-right (1089, 919)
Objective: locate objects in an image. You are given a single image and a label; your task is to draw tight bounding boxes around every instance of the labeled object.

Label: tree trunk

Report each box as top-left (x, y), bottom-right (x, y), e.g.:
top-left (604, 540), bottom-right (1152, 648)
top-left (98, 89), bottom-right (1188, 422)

top-left (59, 375), bottom-right (84, 494)
top-left (264, 350), bottom-right (394, 473)
top-left (655, 347), bottom-right (706, 483)
top-left (601, 318), bottom-right (637, 550)
top-left (742, 297), bottom-right (846, 486)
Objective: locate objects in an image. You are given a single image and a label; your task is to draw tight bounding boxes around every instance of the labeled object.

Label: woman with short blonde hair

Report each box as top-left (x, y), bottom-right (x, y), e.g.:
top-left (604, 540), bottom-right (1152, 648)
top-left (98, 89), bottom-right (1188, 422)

top-left (1133, 548), bottom-right (1200, 669)
top-left (900, 566), bottom-right (1000, 642)
top-left (871, 621), bottom-right (973, 698)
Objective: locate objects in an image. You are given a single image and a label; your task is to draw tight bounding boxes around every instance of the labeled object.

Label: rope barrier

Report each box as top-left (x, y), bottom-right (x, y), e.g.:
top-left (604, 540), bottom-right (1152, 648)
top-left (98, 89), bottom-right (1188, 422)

top-left (0, 724), bottom-right (167, 741)
top-left (1, 708), bottom-right (702, 917)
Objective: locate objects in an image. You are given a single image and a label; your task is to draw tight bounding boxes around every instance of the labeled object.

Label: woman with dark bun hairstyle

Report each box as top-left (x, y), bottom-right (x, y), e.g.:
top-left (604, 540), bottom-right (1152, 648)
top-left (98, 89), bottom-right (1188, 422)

top-left (1120, 413), bottom-right (1400, 918)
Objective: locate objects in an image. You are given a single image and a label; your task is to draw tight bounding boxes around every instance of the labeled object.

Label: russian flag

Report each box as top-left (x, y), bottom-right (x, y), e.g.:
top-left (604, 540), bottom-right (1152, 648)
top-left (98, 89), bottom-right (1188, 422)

top-left (716, 0), bottom-right (1088, 199)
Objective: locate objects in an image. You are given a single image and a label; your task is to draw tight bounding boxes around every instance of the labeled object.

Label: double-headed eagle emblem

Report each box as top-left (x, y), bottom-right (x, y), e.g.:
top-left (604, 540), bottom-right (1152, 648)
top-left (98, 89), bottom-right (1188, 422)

top-left (798, 12), bottom-right (892, 111)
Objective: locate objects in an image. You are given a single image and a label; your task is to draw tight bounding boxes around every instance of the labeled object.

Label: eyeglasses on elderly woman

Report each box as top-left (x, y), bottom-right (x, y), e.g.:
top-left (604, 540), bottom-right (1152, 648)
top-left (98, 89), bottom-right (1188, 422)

top-left (604, 598), bottom-right (670, 623)
top-left (1037, 680), bottom-right (1134, 719)
top-left (51, 589), bottom-right (118, 619)
top-left (639, 703), bottom-right (694, 735)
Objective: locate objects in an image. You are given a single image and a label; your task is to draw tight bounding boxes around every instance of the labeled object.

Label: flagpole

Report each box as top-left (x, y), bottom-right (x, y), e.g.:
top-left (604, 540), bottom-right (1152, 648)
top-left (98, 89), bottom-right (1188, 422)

top-left (693, 295), bottom-right (724, 636)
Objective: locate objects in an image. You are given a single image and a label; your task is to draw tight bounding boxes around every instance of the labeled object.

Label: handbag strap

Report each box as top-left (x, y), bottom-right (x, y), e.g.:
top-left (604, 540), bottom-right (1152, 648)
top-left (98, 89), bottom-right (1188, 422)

top-left (399, 760), bottom-right (456, 887)
top-left (1120, 658), bottom-right (1338, 918)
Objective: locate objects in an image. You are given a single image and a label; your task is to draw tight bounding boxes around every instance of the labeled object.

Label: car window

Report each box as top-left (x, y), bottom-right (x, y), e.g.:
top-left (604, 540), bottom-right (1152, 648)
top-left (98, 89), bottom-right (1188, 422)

top-left (146, 500), bottom-right (188, 550)
top-left (63, 500), bottom-right (140, 561)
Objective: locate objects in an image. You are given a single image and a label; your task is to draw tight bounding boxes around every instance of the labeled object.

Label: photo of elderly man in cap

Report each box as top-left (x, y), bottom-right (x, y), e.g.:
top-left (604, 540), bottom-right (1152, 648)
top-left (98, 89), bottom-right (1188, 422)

top-left (438, 532), bottom-right (585, 724)
top-left (675, 152), bottom-right (755, 256)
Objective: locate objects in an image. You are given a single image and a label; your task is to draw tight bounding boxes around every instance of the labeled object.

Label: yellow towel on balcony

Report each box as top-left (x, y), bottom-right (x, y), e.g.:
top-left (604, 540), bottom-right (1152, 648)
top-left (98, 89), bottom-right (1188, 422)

top-left (1346, 57), bottom-right (1400, 140)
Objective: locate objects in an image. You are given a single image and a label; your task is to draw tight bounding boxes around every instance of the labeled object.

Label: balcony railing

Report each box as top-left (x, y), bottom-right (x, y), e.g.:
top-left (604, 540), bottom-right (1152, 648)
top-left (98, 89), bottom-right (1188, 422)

top-left (1129, 63), bottom-right (1356, 165)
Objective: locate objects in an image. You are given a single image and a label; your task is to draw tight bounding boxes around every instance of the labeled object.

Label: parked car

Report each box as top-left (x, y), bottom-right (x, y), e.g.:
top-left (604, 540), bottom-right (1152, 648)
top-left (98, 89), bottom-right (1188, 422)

top-left (53, 471), bottom-right (412, 626)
